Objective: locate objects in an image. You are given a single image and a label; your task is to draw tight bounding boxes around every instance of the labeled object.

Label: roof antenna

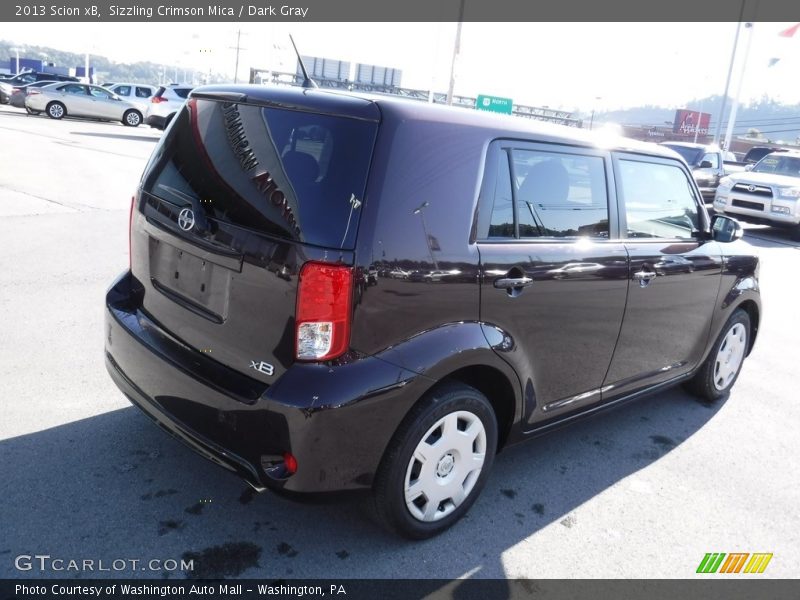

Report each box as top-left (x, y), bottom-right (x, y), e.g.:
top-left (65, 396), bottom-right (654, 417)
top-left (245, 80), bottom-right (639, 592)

top-left (289, 34), bottom-right (318, 89)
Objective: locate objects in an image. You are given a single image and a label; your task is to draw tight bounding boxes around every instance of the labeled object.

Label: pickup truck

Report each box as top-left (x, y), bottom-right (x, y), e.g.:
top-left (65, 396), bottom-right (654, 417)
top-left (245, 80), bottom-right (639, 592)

top-left (660, 142), bottom-right (744, 201)
top-left (713, 150), bottom-right (800, 239)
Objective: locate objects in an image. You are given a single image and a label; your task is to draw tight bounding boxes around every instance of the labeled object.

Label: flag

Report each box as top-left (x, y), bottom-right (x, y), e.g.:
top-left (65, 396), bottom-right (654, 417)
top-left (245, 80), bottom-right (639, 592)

top-left (768, 23), bottom-right (800, 66)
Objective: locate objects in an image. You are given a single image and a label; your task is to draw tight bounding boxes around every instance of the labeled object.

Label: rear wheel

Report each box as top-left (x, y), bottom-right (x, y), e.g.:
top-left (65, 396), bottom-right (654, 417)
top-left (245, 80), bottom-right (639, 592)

top-left (46, 102), bottom-right (66, 120)
top-left (372, 382), bottom-right (497, 539)
top-left (123, 109), bottom-right (142, 127)
top-left (685, 309), bottom-right (750, 402)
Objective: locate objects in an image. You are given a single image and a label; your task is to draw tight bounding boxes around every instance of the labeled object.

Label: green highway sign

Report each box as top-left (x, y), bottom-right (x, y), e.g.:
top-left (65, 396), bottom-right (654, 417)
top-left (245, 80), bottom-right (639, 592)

top-left (476, 94), bottom-right (513, 114)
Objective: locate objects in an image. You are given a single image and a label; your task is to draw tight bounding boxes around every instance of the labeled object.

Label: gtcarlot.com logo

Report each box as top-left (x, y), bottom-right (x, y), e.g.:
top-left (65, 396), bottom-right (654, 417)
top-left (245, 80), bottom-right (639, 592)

top-left (15, 554), bottom-right (194, 573)
top-left (696, 552), bottom-right (773, 574)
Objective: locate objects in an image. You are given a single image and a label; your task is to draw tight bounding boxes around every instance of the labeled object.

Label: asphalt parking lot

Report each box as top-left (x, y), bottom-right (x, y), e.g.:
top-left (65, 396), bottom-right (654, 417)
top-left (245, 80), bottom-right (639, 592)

top-left (0, 104), bottom-right (798, 580)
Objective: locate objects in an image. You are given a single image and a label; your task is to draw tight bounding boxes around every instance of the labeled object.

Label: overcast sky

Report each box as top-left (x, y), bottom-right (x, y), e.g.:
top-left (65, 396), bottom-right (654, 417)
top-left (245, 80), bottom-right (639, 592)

top-left (5, 21), bottom-right (800, 112)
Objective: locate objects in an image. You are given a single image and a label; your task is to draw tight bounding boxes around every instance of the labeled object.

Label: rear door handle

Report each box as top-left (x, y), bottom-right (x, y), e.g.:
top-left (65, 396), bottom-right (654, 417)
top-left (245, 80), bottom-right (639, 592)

top-left (494, 276), bottom-right (533, 290)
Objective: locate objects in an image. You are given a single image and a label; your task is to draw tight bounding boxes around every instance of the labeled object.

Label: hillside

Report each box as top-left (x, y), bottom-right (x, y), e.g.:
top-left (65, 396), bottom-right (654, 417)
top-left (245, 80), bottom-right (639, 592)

top-left (592, 94), bottom-right (800, 145)
top-left (0, 40), bottom-right (228, 85)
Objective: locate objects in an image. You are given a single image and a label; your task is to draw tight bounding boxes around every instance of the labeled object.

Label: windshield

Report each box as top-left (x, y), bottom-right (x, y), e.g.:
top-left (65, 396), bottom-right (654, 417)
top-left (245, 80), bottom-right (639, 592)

top-left (752, 154), bottom-right (800, 177)
top-left (663, 144), bottom-right (702, 166)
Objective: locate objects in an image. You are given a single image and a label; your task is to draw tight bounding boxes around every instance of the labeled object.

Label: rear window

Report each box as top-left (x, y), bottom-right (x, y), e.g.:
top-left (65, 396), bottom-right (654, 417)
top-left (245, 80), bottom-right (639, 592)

top-left (663, 144), bottom-right (702, 166)
top-left (141, 99), bottom-right (377, 249)
top-left (173, 88), bottom-right (191, 99)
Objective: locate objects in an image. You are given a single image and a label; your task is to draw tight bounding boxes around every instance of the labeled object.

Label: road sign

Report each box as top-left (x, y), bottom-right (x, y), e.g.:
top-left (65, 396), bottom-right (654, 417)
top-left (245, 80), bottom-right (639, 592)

top-left (476, 94), bottom-right (513, 114)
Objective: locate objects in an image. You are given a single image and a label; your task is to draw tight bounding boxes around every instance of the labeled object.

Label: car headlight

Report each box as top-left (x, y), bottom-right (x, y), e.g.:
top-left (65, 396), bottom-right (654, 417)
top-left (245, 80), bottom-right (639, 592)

top-left (717, 177), bottom-right (733, 191)
top-left (776, 187), bottom-right (800, 199)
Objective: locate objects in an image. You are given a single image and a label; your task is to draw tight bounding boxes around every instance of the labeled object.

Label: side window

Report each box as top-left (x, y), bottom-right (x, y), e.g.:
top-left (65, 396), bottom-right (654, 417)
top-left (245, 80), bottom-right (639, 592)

top-left (90, 87), bottom-right (112, 99)
top-left (511, 149), bottom-right (609, 238)
top-left (618, 160), bottom-right (700, 239)
top-left (702, 153), bottom-right (719, 169)
top-left (135, 86), bottom-right (152, 98)
top-left (115, 85), bottom-right (131, 97)
top-left (62, 84), bottom-right (86, 95)
top-left (488, 151), bottom-right (514, 238)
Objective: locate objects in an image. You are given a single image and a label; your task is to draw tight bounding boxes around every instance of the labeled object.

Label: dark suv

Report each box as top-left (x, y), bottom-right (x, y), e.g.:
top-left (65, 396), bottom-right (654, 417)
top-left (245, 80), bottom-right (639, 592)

top-left (105, 85), bottom-right (760, 539)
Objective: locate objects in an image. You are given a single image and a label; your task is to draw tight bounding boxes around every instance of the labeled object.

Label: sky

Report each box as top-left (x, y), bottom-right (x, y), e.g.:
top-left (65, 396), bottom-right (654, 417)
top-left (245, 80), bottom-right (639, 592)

top-left (5, 21), bottom-right (800, 113)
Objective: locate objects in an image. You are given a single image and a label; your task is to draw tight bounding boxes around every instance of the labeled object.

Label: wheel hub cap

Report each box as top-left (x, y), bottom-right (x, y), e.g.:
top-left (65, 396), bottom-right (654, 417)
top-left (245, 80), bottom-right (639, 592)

top-left (436, 453), bottom-right (455, 478)
top-left (404, 410), bottom-right (487, 522)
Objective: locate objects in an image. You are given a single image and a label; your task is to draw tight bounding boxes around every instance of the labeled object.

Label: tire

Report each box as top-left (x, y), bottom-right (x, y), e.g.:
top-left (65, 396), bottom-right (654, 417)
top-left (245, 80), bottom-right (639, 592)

top-left (25, 107), bottom-right (41, 115)
top-left (372, 382), bottom-right (497, 539)
top-left (685, 309), bottom-right (750, 402)
top-left (163, 113), bottom-right (175, 130)
top-left (123, 109), bottom-right (142, 127)
top-left (46, 102), bottom-right (66, 120)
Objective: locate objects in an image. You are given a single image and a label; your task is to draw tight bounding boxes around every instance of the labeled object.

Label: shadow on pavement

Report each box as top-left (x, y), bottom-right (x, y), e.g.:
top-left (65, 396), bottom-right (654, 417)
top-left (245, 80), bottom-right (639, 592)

top-left (71, 131), bottom-right (159, 142)
top-left (0, 388), bottom-right (723, 581)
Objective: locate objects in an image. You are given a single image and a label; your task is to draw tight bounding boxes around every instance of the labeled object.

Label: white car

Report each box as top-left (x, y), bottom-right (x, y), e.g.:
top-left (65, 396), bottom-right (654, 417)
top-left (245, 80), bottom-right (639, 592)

top-left (144, 85), bottom-right (193, 130)
top-left (714, 151), bottom-right (800, 237)
top-left (105, 83), bottom-right (156, 111)
top-left (26, 82), bottom-right (144, 126)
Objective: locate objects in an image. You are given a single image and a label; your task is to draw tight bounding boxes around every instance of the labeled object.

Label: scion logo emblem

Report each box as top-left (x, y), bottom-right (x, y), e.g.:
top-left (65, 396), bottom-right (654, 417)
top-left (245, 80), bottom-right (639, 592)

top-left (249, 360), bottom-right (275, 376)
top-left (178, 208), bottom-right (196, 231)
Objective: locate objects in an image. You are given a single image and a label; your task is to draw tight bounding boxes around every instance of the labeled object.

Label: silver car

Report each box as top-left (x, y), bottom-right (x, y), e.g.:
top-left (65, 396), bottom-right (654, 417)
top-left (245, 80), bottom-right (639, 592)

top-left (105, 82), bottom-right (156, 111)
top-left (144, 85), bottom-right (193, 129)
top-left (26, 82), bottom-right (144, 126)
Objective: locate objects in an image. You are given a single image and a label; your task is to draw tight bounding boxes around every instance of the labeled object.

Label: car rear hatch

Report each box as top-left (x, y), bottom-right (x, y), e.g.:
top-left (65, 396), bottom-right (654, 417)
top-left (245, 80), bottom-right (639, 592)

top-left (131, 88), bottom-right (379, 388)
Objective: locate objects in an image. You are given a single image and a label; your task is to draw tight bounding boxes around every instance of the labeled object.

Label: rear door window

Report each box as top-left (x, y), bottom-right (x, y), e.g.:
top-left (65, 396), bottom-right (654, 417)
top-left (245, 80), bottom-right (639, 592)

top-left (135, 86), bottom-right (152, 98)
top-left (141, 99), bottom-right (378, 249)
top-left (480, 145), bottom-right (610, 239)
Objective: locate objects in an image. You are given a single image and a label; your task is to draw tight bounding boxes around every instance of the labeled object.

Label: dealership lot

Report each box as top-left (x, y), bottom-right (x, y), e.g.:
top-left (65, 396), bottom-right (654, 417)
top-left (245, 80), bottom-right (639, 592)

top-left (0, 104), bottom-right (798, 579)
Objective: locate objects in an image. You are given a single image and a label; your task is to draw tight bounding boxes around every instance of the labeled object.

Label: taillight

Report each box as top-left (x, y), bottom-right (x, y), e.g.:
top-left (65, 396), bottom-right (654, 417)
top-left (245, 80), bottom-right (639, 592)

top-left (282, 452), bottom-right (298, 475)
top-left (151, 96), bottom-right (167, 103)
top-left (27, 89), bottom-right (41, 95)
top-left (295, 262), bottom-right (353, 361)
top-left (128, 195), bottom-right (135, 270)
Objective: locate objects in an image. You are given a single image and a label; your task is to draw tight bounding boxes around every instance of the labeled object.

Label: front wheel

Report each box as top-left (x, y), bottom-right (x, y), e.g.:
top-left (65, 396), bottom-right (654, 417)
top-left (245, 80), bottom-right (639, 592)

top-left (372, 382), bottom-right (497, 539)
top-left (123, 110), bottom-right (142, 127)
top-left (46, 102), bottom-right (66, 120)
top-left (685, 309), bottom-right (750, 402)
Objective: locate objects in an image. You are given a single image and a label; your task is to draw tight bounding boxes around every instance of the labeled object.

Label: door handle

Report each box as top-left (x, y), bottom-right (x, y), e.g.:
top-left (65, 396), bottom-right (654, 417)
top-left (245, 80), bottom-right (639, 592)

top-left (494, 276), bottom-right (533, 290)
top-left (632, 270), bottom-right (657, 288)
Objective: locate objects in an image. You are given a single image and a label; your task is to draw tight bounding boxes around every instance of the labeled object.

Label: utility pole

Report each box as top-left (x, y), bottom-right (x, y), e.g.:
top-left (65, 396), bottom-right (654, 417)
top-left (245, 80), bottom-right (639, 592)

top-left (445, 0), bottom-right (465, 106)
top-left (724, 22), bottom-right (755, 153)
top-left (230, 29), bottom-right (247, 84)
top-left (714, 0), bottom-right (747, 146)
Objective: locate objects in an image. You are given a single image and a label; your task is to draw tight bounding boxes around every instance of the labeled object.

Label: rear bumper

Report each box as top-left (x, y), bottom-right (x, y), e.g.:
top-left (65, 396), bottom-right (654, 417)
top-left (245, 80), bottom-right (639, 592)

top-left (105, 271), bottom-right (424, 493)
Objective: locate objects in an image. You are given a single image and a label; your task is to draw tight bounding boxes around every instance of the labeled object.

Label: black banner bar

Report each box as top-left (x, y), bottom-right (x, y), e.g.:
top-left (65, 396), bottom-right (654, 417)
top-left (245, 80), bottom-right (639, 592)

top-left (2, 579), bottom-right (800, 600)
top-left (3, 0), bottom-right (800, 23)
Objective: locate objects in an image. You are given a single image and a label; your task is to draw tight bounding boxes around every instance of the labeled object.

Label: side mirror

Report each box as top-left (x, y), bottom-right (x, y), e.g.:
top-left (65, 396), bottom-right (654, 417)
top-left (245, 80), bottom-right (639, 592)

top-left (711, 215), bottom-right (744, 243)
top-left (744, 164), bottom-right (754, 171)
top-left (699, 160), bottom-right (713, 169)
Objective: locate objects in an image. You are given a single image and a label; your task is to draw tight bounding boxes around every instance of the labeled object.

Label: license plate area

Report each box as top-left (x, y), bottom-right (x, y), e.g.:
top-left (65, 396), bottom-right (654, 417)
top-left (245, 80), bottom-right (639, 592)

top-left (149, 237), bottom-right (231, 322)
